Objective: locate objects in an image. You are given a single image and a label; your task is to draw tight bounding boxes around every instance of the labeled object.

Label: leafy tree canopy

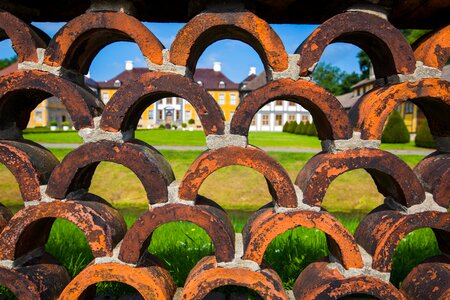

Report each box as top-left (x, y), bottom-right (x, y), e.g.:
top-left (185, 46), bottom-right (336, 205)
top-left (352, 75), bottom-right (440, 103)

top-left (0, 56), bottom-right (17, 70)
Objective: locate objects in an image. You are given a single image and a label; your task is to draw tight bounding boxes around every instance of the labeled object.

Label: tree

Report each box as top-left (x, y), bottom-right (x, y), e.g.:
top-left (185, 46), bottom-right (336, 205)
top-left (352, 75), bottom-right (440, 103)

top-left (357, 51), bottom-right (371, 79)
top-left (381, 110), bottom-right (410, 143)
top-left (340, 72), bottom-right (362, 94)
top-left (282, 121), bottom-right (289, 132)
top-left (0, 56), bottom-right (17, 69)
top-left (313, 62), bottom-right (343, 95)
top-left (401, 29), bottom-right (430, 44)
top-left (415, 119), bottom-right (436, 148)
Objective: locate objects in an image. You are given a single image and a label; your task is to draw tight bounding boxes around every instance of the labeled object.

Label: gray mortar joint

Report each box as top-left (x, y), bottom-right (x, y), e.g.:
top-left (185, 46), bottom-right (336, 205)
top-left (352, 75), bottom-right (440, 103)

top-left (19, 49), bottom-right (86, 85)
top-left (271, 54), bottom-right (302, 81)
top-left (78, 117), bottom-right (134, 143)
top-left (387, 61), bottom-right (442, 84)
top-left (216, 233), bottom-right (261, 271)
top-left (321, 132), bottom-right (381, 153)
top-left (328, 245), bottom-right (391, 282)
top-left (385, 193), bottom-right (447, 214)
top-left (206, 122), bottom-right (248, 150)
top-left (146, 50), bottom-right (189, 76)
top-left (151, 181), bottom-right (195, 208)
top-left (95, 241), bottom-right (136, 267)
top-left (274, 185), bottom-right (321, 213)
top-left (347, 4), bottom-right (389, 20)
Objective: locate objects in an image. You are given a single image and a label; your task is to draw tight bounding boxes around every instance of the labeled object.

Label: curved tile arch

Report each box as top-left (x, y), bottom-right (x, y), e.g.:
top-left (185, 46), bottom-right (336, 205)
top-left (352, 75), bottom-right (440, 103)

top-left (100, 72), bottom-right (225, 135)
top-left (414, 151), bottom-right (449, 208)
top-left (119, 201), bottom-right (235, 264)
top-left (178, 146), bottom-right (298, 208)
top-left (355, 210), bottom-right (450, 272)
top-left (0, 200), bottom-right (126, 260)
top-left (44, 11), bottom-right (164, 74)
top-left (0, 10), bottom-right (48, 63)
top-left (181, 256), bottom-right (288, 300)
top-left (45, 140), bottom-right (175, 205)
top-left (0, 70), bottom-right (103, 130)
top-left (293, 261), bottom-right (406, 300)
top-left (0, 262), bottom-right (70, 299)
top-left (169, 10), bottom-right (288, 75)
top-left (296, 149), bottom-right (426, 207)
top-left (413, 25), bottom-right (450, 69)
top-left (350, 78), bottom-right (450, 140)
top-left (296, 11), bottom-right (415, 78)
top-left (230, 78), bottom-right (352, 140)
top-left (59, 263), bottom-right (176, 300)
top-left (242, 208), bottom-right (363, 269)
top-left (0, 140), bottom-right (59, 202)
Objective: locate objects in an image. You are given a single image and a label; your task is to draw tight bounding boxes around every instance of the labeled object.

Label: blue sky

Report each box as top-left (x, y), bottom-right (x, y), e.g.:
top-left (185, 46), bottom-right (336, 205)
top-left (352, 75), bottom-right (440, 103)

top-left (0, 22), bottom-right (362, 83)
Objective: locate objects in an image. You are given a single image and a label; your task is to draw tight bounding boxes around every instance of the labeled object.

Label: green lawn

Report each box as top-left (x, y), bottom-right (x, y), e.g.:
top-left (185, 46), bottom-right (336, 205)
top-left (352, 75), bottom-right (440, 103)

top-left (22, 129), bottom-right (432, 151)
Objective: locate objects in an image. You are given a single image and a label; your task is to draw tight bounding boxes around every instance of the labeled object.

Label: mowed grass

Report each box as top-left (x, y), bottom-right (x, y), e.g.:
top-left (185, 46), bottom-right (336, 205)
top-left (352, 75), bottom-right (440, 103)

top-left (0, 148), bottom-right (425, 212)
top-left (22, 129), bottom-right (432, 151)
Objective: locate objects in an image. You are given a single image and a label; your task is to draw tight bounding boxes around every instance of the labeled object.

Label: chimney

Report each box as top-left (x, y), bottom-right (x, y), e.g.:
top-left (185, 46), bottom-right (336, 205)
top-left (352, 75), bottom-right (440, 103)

top-left (86, 71), bottom-right (91, 79)
top-left (249, 67), bottom-right (256, 75)
top-left (213, 61), bottom-right (221, 72)
top-left (125, 60), bottom-right (134, 71)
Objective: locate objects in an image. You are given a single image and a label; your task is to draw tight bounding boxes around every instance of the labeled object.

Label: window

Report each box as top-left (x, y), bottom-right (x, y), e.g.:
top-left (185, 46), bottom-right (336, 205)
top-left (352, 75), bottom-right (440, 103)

top-left (102, 92), bottom-right (109, 103)
top-left (289, 101), bottom-right (296, 106)
top-left (185, 111), bottom-right (192, 121)
top-left (301, 115), bottom-right (309, 122)
top-left (219, 81), bottom-right (225, 88)
top-left (148, 110), bottom-right (154, 120)
top-left (35, 111), bottom-right (43, 122)
top-left (262, 114), bottom-right (269, 125)
top-left (219, 93), bottom-right (225, 105)
top-left (158, 110), bottom-right (163, 120)
top-left (114, 80), bottom-right (121, 87)
top-left (404, 102), bottom-right (414, 114)
top-left (275, 114), bottom-right (282, 125)
top-left (251, 117), bottom-right (256, 126)
top-left (275, 100), bottom-right (283, 106)
top-left (230, 94), bottom-right (237, 105)
top-left (176, 98), bottom-right (181, 105)
top-left (288, 114), bottom-right (296, 121)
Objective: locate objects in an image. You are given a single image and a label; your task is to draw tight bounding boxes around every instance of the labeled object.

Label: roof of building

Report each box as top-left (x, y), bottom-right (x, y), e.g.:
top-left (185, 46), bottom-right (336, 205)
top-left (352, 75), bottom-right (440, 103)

top-left (193, 68), bottom-right (239, 91)
top-left (97, 67), bottom-right (148, 89)
top-left (240, 72), bottom-right (267, 92)
top-left (0, 62), bottom-right (18, 76)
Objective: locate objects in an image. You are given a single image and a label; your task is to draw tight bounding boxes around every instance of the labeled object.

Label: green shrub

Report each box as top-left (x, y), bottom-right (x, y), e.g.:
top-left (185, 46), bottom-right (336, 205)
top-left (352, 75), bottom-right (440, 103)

top-left (301, 121), bottom-right (310, 135)
top-left (172, 124), bottom-right (178, 129)
top-left (415, 119), bottom-right (436, 148)
top-left (158, 124), bottom-right (165, 129)
top-left (294, 122), bottom-right (304, 135)
top-left (282, 121), bottom-right (289, 132)
top-left (49, 121), bottom-right (58, 126)
top-left (182, 123), bottom-right (187, 128)
top-left (307, 122), bottom-right (318, 136)
top-left (381, 110), bottom-right (410, 143)
top-left (188, 119), bottom-right (195, 125)
top-left (287, 121), bottom-right (298, 133)
top-left (62, 121), bottom-right (70, 126)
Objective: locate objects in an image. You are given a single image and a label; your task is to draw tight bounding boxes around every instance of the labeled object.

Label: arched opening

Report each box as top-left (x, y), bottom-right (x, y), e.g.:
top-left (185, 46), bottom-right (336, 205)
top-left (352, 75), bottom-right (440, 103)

top-left (0, 167), bottom-right (23, 212)
top-left (322, 169), bottom-right (384, 214)
top-left (89, 161), bottom-right (148, 215)
top-left (88, 282), bottom-right (140, 299)
top-left (148, 221), bottom-right (214, 286)
top-left (264, 227), bottom-right (328, 289)
top-left (209, 285), bottom-right (263, 299)
top-left (390, 228), bottom-right (441, 287)
top-left (44, 219), bottom-right (93, 278)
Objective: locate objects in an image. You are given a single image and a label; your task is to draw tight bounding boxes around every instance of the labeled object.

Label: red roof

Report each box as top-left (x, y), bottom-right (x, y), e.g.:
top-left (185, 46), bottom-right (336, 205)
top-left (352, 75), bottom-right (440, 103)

top-left (97, 68), bottom-right (149, 89)
top-left (0, 62), bottom-right (18, 76)
top-left (193, 68), bottom-right (239, 90)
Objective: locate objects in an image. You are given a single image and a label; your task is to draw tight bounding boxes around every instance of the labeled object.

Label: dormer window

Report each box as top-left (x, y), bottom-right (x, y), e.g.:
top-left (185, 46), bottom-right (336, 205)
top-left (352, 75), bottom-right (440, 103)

top-left (197, 81), bottom-right (203, 86)
top-left (114, 80), bottom-right (121, 87)
top-left (219, 81), bottom-right (225, 88)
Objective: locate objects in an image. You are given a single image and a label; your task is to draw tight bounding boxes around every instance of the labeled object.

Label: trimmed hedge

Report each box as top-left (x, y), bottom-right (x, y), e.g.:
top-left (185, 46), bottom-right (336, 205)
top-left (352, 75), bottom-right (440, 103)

top-left (381, 109), bottom-right (410, 143)
top-left (415, 119), bottom-right (436, 148)
top-left (295, 122), bottom-right (304, 134)
top-left (307, 122), bottom-right (318, 136)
